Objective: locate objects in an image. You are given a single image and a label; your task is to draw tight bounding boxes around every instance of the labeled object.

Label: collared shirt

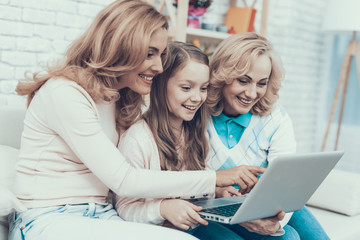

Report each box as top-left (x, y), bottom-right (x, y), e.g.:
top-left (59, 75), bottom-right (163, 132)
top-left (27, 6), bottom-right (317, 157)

top-left (207, 105), bottom-right (297, 234)
top-left (211, 112), bottom-right (252, 149)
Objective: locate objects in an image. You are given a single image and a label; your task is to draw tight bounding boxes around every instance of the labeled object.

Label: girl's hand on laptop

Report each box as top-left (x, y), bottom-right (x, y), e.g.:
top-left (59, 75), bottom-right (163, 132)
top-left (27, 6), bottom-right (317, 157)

top-left (216, 166), bottom-right (265, 194)
top-left (215, 186), bottom-right (245, 198)
top-left (160, 199), bottom-right (208, 230)
top-left (239, 211), bottom-right (285, 235)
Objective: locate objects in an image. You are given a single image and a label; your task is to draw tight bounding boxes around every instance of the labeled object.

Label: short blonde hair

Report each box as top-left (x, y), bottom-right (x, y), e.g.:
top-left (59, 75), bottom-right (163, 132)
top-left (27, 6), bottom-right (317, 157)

top-left (207, 32), bottom-right (284, 116)
top-left (17, 0), bottom-right (168, 130)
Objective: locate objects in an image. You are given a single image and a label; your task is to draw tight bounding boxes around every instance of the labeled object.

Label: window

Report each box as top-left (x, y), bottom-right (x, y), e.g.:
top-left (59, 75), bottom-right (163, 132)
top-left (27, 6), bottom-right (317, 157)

top-left (326, 34), bottom-right (360, 125)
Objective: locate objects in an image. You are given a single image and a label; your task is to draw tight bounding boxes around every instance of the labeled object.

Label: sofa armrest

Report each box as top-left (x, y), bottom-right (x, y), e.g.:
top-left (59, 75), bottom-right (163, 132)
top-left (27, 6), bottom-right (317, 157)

top-left (0, 106), bottom-right (26, 149)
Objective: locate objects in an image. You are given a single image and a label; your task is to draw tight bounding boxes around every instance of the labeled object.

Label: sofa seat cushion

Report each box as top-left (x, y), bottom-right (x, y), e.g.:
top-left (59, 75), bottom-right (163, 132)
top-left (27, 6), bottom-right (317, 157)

top-left (308, 206), bottom-right (360, 240)
top-left (0, 145), bottom-right (18, 189)
top-left (0, 187), bottom-right (27, 217)
top-left (0, 145), bottom-right (26, 227)
top-left (0, 223), bottom-right (8, 240)
top-left (307, 169), bottom-right (360, 216)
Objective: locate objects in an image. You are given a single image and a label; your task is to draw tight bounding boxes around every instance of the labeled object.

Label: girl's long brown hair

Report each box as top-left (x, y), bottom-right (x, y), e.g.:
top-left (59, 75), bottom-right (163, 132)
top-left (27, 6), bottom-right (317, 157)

top-left (143, 42), bottom-right (209, 171)
top-left (16, 0), bottom-right (168, 130)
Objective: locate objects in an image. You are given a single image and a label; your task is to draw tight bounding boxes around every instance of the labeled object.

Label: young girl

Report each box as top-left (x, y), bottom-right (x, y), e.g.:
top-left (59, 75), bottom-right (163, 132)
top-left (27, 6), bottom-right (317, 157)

top-left (115, 41), bottom-right (264, 239)
top-left (206, 32), bottom-right (329, 239)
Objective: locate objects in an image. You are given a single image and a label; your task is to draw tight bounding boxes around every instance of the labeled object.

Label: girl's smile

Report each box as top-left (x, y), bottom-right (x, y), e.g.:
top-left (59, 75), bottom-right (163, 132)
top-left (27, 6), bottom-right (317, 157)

top-left (166, 60), bottom-right (209, 129)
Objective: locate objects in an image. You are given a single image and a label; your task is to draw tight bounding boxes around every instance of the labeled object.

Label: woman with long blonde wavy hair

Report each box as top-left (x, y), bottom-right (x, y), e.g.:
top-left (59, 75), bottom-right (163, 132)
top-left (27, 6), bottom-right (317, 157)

top-left (9, 1), bottom-right (263, 239)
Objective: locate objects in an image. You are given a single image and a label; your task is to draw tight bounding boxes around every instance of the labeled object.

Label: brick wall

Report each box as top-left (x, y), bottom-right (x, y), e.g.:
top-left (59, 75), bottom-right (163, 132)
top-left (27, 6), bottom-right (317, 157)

top-left (265, 0), bottom-right (328, 153)
top-left (0, 0), bottom-right (112, 106)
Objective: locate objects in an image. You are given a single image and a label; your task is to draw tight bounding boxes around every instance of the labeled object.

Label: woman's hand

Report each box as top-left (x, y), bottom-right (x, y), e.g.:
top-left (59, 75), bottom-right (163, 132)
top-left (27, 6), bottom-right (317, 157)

top-left (160, 199), bottom-right (208, 230)
top-left (239, 211), bottom-right (285, 235)
top-left (215, 186), bottom-right (245, 198)
top-left (215, 165), bottom-right (265, 194)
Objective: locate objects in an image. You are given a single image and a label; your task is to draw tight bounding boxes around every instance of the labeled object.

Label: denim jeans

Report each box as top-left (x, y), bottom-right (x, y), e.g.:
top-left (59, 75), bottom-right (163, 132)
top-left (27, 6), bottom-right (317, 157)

top-left (190, 221), bottom-right (245, 240)
top-left (287, 206), bottom-right (330, 240)
top-left (223, 207), bottom-right (329, 240)
top-left (224, 223), bottom-right (300, 240)
top-left (186, 219), bottom-right (299, 240)
top-left (8, 203), bottom-right (197, 240)
top-left (188, 207), bottom-right (328, 240)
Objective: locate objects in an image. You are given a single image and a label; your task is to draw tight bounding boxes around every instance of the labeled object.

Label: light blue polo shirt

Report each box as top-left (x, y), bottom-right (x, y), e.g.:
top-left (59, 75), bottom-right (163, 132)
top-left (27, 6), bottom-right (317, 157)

top-left (211, 112), bottom-right (252, 149)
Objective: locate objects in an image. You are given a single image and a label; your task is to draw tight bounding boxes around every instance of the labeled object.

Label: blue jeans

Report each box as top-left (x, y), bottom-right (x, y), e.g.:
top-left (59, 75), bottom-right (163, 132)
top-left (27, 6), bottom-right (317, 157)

top-left (187, 219), bottom-right (299, 240)
top-left (224, 223), bottom-right (300, 240)
top-left (188, 207), bottom-right (328, 240)
top-left (8, 203), bottom-right (121, 240)
top-left (8, 203), bottom-right (196, 240)
top-left (224, 207), bottom-right (329, 240)
top-left (190, 221), bottom-right (244, 240)
top-left (287, 206), bottom-right (329, 240)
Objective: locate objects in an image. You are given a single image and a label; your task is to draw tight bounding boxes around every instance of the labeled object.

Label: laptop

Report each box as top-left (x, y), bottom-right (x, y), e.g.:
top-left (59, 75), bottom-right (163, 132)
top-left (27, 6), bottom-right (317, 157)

top-left (193, 151), bottom-right (344, 224)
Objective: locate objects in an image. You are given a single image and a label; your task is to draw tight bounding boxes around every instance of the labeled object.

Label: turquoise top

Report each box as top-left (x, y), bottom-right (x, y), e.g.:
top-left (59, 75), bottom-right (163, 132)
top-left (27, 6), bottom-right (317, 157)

top-left (211, 112), bottom-right (252, 149)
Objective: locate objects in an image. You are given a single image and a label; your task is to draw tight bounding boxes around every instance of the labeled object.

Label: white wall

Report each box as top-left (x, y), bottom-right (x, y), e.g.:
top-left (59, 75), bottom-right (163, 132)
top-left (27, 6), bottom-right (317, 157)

top-left (0, 0), bottom-right (112, 106)
top-left (265, 0), bottom-right (328, 154)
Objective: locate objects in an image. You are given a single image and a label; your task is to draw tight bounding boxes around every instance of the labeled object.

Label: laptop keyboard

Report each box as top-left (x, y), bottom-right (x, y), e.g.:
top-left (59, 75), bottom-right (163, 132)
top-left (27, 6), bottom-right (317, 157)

top-left (201, 203), bottom-right (242, 217)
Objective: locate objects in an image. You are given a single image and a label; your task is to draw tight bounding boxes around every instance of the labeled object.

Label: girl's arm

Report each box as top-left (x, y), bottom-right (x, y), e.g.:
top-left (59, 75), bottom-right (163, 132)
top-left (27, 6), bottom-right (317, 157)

top-left (114, 124), bottom-right (165, 224)
top-left (115, 122), bottom-right (207, 228)
top-left (115, 195), bottom-right (208, 229)
top-left (115, 195), bottom-right (165, 224)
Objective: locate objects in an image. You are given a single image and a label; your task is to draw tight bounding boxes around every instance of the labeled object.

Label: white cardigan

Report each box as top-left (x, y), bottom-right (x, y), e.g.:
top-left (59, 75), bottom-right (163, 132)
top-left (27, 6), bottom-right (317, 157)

top-left (207, 105), bottom-right (297, 234)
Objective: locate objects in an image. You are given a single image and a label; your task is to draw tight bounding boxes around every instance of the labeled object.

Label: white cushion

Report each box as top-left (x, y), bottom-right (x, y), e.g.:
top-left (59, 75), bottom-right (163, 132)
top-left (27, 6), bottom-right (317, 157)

top-left (307, 169), bottom-right (360, 216)
top-left (0, 223), bottom-right (8, 240)
top-left (0, 187), bottom-right (27, 218)
top-left (0, 145), bottom-right (19, 189)
top-left (308, 206), bottom-right (360, 240)
top-left (0, 145), bottom-right (26, 226)
top-left (0, 106), bottom-right (26, 149)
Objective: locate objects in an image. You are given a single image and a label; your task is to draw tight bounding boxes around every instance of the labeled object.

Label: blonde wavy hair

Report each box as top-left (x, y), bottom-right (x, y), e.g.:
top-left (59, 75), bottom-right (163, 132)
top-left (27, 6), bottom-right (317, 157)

top-left (143, 42), bottom-right (209, 171)
top-left (207, 32), bottom-right (284, 116)
top-left (16, 0), bottom-right (168, 130)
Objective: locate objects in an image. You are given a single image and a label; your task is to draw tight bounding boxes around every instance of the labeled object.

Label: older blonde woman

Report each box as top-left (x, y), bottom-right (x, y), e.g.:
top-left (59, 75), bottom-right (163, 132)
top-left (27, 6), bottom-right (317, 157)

top-left (205, 32), bottom-right (329, 240)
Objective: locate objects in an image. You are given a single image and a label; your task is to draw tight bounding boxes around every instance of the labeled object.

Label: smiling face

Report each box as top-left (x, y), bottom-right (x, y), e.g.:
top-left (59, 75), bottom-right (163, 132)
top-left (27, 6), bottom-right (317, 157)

top-left (222, 54), bottom-right (272, 116)
top-left (166, 60), bottom-right (209, 129)
top-left (117, 27), bottom-right (168, 94)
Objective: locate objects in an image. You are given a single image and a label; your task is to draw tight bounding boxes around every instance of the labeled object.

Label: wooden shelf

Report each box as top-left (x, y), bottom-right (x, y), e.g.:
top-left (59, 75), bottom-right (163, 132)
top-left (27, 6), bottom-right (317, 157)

top-left (151, 0), bottom-right (269, 43)
top-left (186, 28), bottom-right (231, 40)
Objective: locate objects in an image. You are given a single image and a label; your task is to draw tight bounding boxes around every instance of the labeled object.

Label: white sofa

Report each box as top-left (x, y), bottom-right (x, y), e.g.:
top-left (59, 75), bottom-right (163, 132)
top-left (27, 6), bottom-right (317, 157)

top-left (1, 106), bottom-right (360, 240)
top-left (0, 106), bottom-right (26, 240)
top-left (306, 167), bottom-right (360, 239)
